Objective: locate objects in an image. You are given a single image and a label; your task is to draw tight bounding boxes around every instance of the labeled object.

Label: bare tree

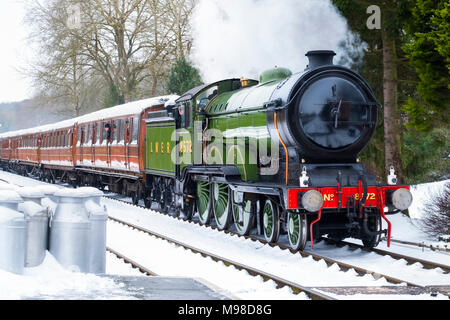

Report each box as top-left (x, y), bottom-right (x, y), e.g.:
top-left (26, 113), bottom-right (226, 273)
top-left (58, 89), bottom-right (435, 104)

top-left (420, 182), bottom-right (450, 238)
top-left (24, 0), bottom-right (103, 116)
top-left (25, 0), bottom-right (197, 111)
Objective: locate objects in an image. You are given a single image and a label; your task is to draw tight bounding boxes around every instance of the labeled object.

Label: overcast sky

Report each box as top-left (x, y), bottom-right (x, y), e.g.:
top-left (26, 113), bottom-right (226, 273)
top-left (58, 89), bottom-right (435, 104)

top-left (0, 0), bottom-right (33, 103)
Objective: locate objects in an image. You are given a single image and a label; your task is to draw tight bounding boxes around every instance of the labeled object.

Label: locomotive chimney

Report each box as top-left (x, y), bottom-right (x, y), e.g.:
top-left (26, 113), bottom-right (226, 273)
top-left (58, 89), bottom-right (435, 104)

top-left (305, 50), bottom-right (336, 70)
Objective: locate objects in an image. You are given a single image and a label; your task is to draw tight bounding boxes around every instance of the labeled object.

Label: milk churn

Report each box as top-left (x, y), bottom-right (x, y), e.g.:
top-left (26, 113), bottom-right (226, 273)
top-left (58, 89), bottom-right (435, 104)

top-left (49, 188), bottom-right (91, 273)
top-left (0, 190), bottom-right (26, 275)
top-left (17, 187), bottom-right (49, 268)
top-left (79, 187), bottom-right (107, 274)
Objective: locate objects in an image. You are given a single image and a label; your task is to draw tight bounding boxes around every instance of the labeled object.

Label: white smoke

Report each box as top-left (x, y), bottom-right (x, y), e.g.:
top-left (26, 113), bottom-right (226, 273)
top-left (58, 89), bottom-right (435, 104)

top-left (189, 0), bottom-right (365, 83)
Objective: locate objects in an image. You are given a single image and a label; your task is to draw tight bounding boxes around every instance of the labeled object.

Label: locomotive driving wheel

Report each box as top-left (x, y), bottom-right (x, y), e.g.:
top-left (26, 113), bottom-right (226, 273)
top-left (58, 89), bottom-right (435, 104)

top-left (262, 199), bottom-right (280, 243)
top-left (287, 212), bottom-right (308, 251)
top-left (232, 192), bottom-right (255, 236)
top-left (212, 182), bottom-right (232, 230)
top-left (196, 181), bottom-right (212, 224)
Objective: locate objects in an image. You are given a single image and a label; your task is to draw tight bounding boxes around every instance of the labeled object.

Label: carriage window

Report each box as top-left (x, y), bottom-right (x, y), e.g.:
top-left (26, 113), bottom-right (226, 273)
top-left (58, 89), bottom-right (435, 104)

top-left (112, 120), bottom-right (118, 143)
top-left (131, 117), bottom-right (139, 143)
top-left (125, 119), bottom-right (131, 143)
top-left (83, 125), bottom-right (88, 145)
top-left (96, 123), bottom-right (101, 144)
top-left (87, 125), bottom-right (93, 145)
top-left (103, 122), bottom-right (111, 143)
top-left (119, 119), bottom-right (125, 143)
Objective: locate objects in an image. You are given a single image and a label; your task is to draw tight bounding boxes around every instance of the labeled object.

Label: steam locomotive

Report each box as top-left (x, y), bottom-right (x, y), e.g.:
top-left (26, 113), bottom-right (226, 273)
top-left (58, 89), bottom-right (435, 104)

top-left (0, 50), bottom-right (412, 250)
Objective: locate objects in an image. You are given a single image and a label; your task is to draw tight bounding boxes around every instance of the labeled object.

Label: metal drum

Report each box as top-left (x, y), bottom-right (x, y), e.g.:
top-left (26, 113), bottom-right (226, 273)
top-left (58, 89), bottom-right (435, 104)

top-left (17, 187), bottom-right (49, 268)
top-left (0, 190), bottom-right (26, 275)
top-left (79, 187), bottom-right (108, 274)
top-left (49, 189), bottom-right (91, 273)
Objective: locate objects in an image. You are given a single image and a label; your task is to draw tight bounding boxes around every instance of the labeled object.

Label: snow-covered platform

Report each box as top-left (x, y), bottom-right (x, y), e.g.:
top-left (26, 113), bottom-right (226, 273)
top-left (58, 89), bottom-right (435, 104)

top-left (100, 276), bottom-right (232, 300)
top-left (19, 275), bottom-right (232, 300)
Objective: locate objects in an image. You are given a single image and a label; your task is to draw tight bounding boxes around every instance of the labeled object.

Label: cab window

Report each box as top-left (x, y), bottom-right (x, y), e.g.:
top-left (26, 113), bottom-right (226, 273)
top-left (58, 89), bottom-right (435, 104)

top-left (196, 86), bottom-right (218, 111)
top-left (178, 101), bottom-right (191, 128)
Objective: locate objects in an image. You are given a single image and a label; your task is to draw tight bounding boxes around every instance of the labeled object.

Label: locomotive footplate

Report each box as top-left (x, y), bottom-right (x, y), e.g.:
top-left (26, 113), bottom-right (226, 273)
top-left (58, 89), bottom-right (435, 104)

top-left (287, 185), bottom-right (412, 248)
top-left (287, 185), bottom-right (410, 210)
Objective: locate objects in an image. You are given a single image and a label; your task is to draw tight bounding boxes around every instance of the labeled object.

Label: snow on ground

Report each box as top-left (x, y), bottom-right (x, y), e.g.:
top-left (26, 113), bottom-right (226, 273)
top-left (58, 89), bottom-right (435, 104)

top-left (107, 220), bottom-right (307, 300)
top-left (0, 170), bottom-right (449, 300)
top-left (0, 252), bottom-right (143, 300)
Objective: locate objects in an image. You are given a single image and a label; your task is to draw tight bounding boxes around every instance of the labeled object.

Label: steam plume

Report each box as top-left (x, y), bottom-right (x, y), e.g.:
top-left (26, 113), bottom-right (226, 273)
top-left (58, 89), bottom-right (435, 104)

top-left (189, 0), bottom-right (365, 82)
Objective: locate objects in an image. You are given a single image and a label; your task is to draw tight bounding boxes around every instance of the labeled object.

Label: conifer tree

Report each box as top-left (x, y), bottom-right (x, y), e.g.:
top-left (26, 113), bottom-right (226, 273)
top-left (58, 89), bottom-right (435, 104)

top-left (167, 58), bottom-right (203, 95)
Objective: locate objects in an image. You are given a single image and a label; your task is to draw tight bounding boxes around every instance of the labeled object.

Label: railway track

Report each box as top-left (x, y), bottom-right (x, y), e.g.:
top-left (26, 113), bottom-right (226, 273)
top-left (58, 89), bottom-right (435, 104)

top-left (383, 237), bottom-right (450, 254)
top-left (107, 216), bottom-right (335, 300)
top-left (107, 213), bottom-right (450, 299)
top-left (104, 197), bottom-right (449, 290)
top-left (321, 237), bottom-right (450, 273)
top-left (106, 247), bottom-right (158, 277)
top-left (105, 195), bottom-right (450, 281)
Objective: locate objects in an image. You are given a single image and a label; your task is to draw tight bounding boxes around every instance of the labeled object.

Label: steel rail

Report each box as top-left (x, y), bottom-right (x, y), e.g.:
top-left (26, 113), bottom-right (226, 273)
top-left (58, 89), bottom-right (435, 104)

top-left (321, 237), bottom-right (450, 274)
top-left (106, 247), bottom-right (159, 276)
top-left (384, 237), bottom-right (450, 254)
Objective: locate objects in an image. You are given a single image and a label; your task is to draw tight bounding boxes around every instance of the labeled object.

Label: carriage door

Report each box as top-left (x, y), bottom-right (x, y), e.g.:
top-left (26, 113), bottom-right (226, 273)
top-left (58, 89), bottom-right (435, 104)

top-left (77, 126), bottom-right (84, 165)
top-left (37, 135), bottom-right (41, 163)
top-left (124, 118), bottom-right (131, 170)
top-left (103, 122), bottom-right (112, 166)
top-left (118, 119), bottom-right (126, 169)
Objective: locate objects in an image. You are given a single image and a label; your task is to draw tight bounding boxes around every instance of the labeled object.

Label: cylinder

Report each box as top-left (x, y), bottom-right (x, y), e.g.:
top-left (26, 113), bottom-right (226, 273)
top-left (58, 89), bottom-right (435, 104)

top-left (87, 203), bottom-right (107, 274)
top-left (18, 201), bottom-right (49, 268)
top-left (0, 191), bottom-right (26, 275)
top-left (49, 189), bottom-right (91, 273)
top-left (79, 187), bottom-right (107, 274)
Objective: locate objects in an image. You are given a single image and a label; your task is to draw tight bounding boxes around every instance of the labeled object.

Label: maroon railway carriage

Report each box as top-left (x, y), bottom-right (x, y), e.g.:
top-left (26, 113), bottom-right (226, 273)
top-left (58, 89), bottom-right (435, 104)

top-left (0, 96), bottom-right (177, 202)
